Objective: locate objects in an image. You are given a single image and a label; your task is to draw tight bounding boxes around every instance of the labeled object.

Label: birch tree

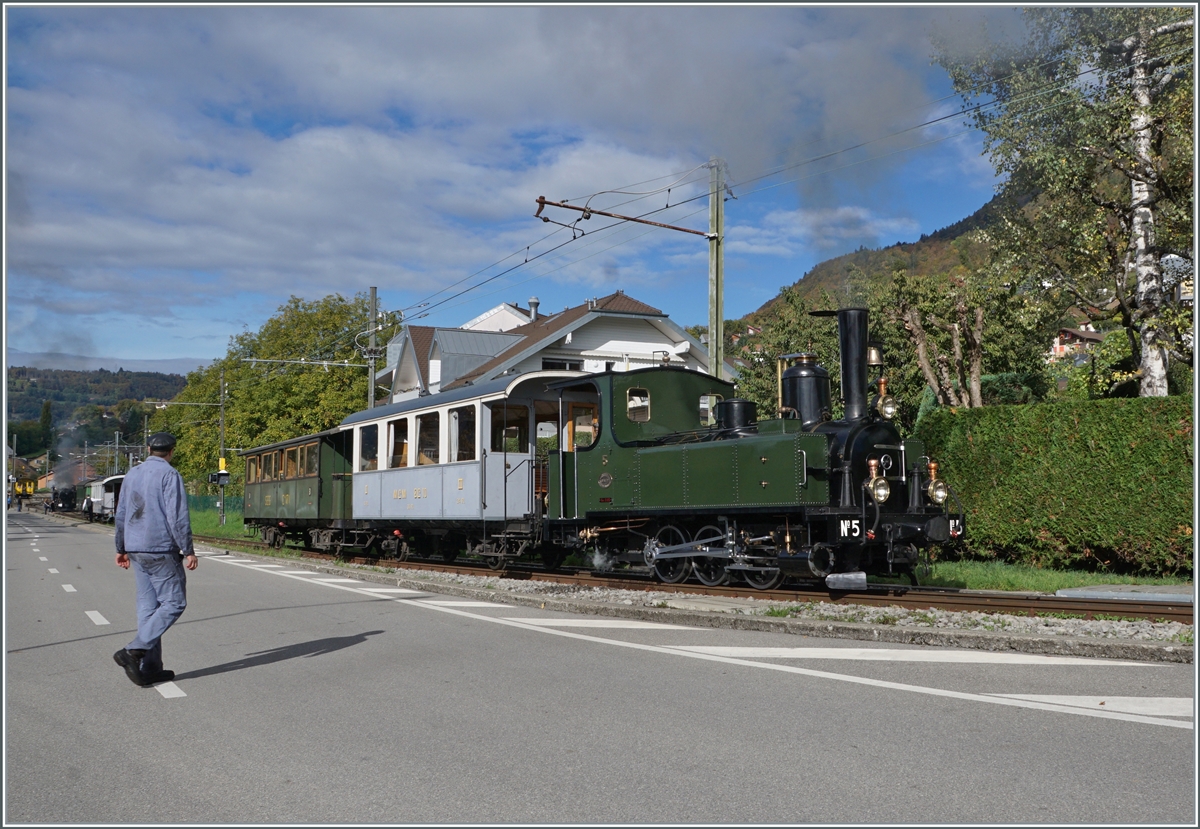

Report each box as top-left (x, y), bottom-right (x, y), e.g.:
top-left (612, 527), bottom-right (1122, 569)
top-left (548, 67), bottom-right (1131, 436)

top-left (934, 8), bottom-right (1194, 396)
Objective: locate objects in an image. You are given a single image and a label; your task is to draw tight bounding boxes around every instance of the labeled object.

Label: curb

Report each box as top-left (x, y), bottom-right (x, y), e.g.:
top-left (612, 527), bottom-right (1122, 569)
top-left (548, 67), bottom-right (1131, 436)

top-left (201, 547), bottom-right (1194, 665)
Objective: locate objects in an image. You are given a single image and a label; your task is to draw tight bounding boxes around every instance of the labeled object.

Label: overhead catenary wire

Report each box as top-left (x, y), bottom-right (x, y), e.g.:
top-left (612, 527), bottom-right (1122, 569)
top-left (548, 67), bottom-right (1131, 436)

top-left (397, 35), bottom-right (1192, 325)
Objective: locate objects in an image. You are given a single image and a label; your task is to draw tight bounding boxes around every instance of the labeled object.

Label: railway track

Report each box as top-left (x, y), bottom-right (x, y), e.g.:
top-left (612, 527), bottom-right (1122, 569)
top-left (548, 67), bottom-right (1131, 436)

top-left (192, 534), bottom-right (1194, 625)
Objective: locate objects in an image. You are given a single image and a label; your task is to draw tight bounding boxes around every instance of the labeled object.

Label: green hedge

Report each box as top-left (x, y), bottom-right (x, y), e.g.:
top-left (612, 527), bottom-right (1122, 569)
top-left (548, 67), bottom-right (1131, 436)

top-left (916, 396), bottom-right (1193, 575)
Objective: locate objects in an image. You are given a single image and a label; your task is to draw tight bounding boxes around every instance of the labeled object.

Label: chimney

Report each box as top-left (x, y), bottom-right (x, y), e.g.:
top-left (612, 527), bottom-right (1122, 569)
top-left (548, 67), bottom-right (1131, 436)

top-left (528, 296), bottom-right (540, 322)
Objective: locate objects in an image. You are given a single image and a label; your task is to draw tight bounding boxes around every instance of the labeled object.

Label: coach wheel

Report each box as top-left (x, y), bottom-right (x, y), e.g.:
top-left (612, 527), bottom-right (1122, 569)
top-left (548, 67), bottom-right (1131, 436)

top-left (651, 525), bottom-right (692, 584)
top-left (541, 547), bottom-right (568, 572)
top-left (743, 567), bottom-right (784, 591)
top-left (484, 555), bottom-right (505, 570)
top-left (439, 536), bottom-right (461, 563)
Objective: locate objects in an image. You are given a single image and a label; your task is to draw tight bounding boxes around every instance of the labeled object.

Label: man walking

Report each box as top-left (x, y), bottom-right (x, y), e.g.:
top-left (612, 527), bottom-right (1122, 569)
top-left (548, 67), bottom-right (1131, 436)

top-left (112, 432), bottom-right (197, 687)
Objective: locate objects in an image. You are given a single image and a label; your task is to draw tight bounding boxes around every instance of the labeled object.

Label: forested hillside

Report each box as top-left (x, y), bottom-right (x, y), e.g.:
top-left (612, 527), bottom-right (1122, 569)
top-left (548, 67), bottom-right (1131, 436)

top-left (6, 366), bottom-right (187, 423)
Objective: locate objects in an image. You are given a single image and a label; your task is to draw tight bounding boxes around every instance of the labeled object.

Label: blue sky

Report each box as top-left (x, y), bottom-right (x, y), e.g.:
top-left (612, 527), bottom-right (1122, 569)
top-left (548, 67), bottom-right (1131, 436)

top-left (4, 5), bottom-right (1024, 370)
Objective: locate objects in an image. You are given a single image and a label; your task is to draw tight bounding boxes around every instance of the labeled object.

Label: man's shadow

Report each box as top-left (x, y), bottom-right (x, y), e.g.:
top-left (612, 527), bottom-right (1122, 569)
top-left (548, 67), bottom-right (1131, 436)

top-left (172, 630), bottom-right (384, 680)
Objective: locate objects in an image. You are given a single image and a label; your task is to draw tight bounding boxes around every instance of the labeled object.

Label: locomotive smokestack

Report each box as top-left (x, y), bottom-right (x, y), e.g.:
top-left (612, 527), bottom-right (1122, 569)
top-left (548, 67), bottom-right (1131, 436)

top-left (837, 308), bottom-right (869, 421)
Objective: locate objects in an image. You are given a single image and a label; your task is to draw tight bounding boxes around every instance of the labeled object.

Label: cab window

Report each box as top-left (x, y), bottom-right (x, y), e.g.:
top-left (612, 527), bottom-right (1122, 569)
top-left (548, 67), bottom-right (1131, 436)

top-left (568, 402), bottom-right (598, 450)
top-left (627, 388), bottom-right (650, 423)
top-left (699, 394), bottom-right (723, 426)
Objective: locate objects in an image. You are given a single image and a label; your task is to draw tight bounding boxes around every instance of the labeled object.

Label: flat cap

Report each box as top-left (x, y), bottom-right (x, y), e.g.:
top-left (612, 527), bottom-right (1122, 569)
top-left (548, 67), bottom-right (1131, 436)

top-left (148, 432), bottom-right (177, 450)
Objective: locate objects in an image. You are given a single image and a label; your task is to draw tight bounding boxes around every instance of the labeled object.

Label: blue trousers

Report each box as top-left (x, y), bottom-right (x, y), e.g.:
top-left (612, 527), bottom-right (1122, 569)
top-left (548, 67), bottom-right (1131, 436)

top-left (126, 553), bottom-right (188, 674)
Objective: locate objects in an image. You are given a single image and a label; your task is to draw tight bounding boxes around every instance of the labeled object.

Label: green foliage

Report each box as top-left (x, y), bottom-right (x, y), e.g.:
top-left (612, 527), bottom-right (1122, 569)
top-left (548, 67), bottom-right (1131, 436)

top-left (917, 397), bottom-right (1193, 574)
top-left (156, 292), bottom-right (383, 491)
top-left (6, 419), bottom-right (49, 457)
top-left (5, 366), bottom-right (186, 424)
top-left (933, 9), bottom-right (1195, 391)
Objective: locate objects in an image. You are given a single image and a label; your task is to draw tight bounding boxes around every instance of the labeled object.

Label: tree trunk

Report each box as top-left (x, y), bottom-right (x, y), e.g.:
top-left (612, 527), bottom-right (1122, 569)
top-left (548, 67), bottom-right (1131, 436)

top-left (1128, 30), bottom-right (1171, 396)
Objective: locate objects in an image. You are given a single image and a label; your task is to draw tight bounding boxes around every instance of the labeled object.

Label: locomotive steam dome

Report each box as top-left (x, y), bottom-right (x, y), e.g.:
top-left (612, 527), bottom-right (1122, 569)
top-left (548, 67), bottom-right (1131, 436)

top-left (715, 398), bottom-right (758, 433)
top-left (781, 353), bottom-right (831, 429)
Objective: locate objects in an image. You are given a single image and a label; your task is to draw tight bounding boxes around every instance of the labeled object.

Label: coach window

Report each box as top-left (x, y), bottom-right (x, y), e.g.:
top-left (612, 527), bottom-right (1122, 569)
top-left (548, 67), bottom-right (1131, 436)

top-left (627, 388), bottom-right (650, 423)
top-left (359, 424), bottom-right (378, 471)
top-left (285, 446), bottom-right (299, 479)
top-left (262, 451), bottom-right (277, 481)
top-left (388, 418), bottom-right (409, 468)
top-left (449, 405), bottom-right (476, 462)
top-left (416, 412), bottom-right (440, 465)
top-left (303, 443), bottom-right (319, 477)
top-left (246, 455), bottom-right (259, 484)
top-left (491, 404), bottom-right (529, 453)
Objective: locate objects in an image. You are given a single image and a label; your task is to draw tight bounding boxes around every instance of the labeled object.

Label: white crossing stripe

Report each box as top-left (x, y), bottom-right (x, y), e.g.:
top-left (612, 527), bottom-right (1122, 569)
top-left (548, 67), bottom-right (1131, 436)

top-left (309, 578), bottom-right (363, 584)
top-left (361, 588), bottom-right (424, 594)
top-left (62, 585), bottom-right (76, 593)
top-left (665, 646), bottom-right (1149, 666)
top-left (32, 549), bottom-right (39, 553)
top-left (418, 600), bottom-right (502, 606)
top-left (985, 695), bottom-right (1193, 718)
top-left (48, 568), bottom-right (58, 574)
top-left (155, 682), bottom-right (186, 699)
top-left (85, 611), bottom-right (110, 625)
top-left (504, 618), bottom-right (696, 630)
top-left (38, 557), bottom-right (47, 561)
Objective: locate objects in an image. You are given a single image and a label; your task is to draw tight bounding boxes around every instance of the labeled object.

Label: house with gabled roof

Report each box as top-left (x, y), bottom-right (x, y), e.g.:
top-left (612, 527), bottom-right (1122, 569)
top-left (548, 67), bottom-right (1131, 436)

top-left (375, 291), bottom-right (727, 405)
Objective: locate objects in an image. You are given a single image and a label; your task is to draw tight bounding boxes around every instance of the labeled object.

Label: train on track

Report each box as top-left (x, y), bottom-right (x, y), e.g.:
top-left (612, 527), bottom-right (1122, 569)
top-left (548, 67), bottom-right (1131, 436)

top-left (242, 307), bottom-right (964, 589)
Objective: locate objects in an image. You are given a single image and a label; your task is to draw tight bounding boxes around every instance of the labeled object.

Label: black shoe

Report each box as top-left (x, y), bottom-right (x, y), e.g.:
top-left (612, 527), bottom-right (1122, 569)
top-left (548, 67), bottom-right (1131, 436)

top-left (142, 669), bottom-right (175, 685)
top-left (113, 648), bottom-right (149, 686)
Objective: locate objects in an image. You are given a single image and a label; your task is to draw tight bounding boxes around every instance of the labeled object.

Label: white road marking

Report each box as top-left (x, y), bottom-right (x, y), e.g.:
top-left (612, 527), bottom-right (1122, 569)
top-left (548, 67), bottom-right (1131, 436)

top-left (418, 600), bottom-right (502, 606)
top-left (85, 611), bottom-right (110, 626)
top-left (278, 570), bottom-right (320, 574)
top-left (38, 557), bottom-right (47, 561)
top-left (32, 549), bottom-right (39, 552)
top-left (309, 578), bottom-right (363, 584)
top-left (666, 646), bottom-right (1150, 666)
top-left (248, 564), bottom-right (285, 568)
top-left (48, 568), bottom-right (59, 574)
top-left (503, 618), bottom-right (697, 630)
top-left (985, 695), bottom-right (1193, 718)
top-left (221, 559), bottom-right (257, 563)
top-left (360, 588), bottom-right (424, 594)
top-left (210, 559), bottom-right (1189, 729)
top-left (61, 585), bottom-right (76, 593)
top-left (154, 682), bottom-right (186, 699)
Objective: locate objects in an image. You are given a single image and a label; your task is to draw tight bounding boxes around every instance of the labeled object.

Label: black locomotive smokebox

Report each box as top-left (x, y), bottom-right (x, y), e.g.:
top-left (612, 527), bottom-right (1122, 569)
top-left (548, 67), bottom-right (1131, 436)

top-left (715, 398), bottom-right (757, 430)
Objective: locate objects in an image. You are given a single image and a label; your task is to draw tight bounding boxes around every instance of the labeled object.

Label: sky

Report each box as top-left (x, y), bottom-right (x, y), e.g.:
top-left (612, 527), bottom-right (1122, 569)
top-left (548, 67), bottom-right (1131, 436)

top-left (4, 4), bottom-right (1027, 372)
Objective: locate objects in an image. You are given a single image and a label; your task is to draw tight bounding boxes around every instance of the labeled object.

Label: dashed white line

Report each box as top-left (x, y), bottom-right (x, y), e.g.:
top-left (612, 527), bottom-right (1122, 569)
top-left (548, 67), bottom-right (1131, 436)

top-left (418, 600), bottom-right (502, 606)
top-left (309, 578), bottom-right (363, 583)
top-left (154, 682), bottom-right (186, 699)
top-left (85, 611), bottom-right (110, 626)
top-left (61, 585), bottom-right (76, 593)
top-left (48, 568), bottom-right (59, 574)
top-left (360, 588), bottom-right (424, 594)
top-left (38, 557), bottom-right (47, 561)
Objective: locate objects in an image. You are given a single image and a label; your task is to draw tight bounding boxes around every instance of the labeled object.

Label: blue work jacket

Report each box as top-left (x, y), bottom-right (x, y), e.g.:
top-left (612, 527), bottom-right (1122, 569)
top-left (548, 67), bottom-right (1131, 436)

top-left (114, 456), bottom-right (194, 555)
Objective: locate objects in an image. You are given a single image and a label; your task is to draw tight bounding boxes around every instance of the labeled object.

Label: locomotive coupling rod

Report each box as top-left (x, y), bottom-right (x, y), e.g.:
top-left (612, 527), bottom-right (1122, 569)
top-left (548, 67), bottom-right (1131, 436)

top-left (535, 196), bottom-right (715, 239)
top-left (650, 535), bottom-right (731, 560)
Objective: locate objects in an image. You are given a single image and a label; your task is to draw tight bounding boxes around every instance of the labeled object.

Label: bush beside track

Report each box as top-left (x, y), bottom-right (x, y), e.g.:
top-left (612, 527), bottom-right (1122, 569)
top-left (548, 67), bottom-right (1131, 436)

top-left (916, 396), bottom-right (1193, 575)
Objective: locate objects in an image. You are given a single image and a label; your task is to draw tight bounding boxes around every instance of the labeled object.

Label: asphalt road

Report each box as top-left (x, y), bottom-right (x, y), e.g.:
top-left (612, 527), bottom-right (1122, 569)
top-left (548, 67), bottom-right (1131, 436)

top-left (5, 512), bottom-right (1195, 824)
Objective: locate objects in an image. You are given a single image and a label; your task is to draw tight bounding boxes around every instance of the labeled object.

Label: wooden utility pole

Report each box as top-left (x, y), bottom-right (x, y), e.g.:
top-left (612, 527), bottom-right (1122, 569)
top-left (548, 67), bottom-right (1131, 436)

top-left (707, 157), bottom-right (725, 378)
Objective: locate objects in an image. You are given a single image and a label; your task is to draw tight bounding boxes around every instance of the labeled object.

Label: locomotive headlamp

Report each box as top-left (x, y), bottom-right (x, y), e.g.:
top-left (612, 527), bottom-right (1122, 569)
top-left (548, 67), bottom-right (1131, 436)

top-left (927, 478), bottom-right (950, 505)
top-left (866, 458), bottom-right (891, 503)
top-left (874, 377), bottom-right (897, 419)
top-left (925, 460), bottom-right (949, 504)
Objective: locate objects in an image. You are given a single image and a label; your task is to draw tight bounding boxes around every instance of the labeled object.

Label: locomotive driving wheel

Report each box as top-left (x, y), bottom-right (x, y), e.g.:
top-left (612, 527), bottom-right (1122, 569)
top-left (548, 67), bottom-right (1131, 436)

top-left (691, 525), bottom-right (730, 587)
top-left (651, 525), bottom-right (692, 584)
top-left (742, 566), bottom-right (784, 590)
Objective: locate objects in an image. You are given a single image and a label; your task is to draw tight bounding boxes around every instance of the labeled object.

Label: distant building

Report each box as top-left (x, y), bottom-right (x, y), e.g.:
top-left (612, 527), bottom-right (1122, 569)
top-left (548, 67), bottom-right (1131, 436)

top-left (374, 291), bottom-right (726, 405)
top-left (1050, 326), bottom-right (1105, 360)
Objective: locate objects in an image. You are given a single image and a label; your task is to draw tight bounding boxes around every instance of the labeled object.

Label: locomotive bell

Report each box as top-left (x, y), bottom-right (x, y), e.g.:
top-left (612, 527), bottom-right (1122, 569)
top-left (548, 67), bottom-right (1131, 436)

top-left (780, 353), bottom-right (831, 430)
